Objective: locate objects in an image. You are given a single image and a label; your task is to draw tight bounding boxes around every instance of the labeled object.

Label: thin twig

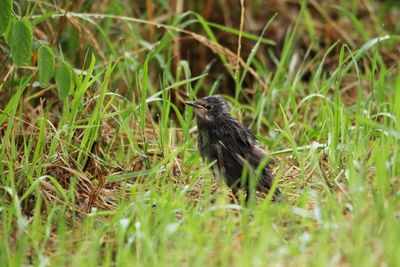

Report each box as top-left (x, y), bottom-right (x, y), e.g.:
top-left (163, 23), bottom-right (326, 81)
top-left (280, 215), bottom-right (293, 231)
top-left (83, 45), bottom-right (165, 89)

top-left (235, 0), bottom-right (245, 78)
top-left (319, 158), bottom-right (334, 189)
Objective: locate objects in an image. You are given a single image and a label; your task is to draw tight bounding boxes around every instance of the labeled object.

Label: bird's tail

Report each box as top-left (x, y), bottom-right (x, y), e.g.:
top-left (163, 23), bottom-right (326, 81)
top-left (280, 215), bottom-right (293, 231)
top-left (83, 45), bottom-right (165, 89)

top-left (271, 187), bottom-right (284, 202)
top-left (258, 170), bottom-right (283, 202)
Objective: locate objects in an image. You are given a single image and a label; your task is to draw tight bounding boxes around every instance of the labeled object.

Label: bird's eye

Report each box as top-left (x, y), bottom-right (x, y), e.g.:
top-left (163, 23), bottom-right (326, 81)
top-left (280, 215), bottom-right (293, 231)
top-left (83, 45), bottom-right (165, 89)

top-left (204, 104), bottom-right (211, 110)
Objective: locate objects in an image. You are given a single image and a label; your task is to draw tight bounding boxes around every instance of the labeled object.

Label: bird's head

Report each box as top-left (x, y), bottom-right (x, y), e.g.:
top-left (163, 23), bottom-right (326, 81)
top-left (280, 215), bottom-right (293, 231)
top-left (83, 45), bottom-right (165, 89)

top-left (185, 96), bottom-right (231, 124)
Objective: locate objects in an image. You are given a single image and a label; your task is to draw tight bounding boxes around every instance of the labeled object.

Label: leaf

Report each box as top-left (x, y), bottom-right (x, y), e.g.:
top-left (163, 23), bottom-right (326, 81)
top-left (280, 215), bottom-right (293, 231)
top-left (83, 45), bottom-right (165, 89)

top-left (31, 11), bottom-right (57, 26)
top-left (146, 33), bottom-right (173, 61)
top-left (20, 175), bottom-right (67, 201)
top-left (10, 19), bottom-right (33, 66)
top-left (0, 75), bottom-right (31, 126)
top-left (55, 61), bottom-right (73, 100)
top-left (106, 168), bottom-right (166, 183)
top-left (327, 35), bottom-right (400, 85)
top-left (239, 17), bottom-right (275, 87)
top-left (38, 45), bottom-right (55, 88)
top-left (3, 17), bottom-right (15, 44)
top-left (0, 0), bottom-right (12, 35)
top-left (206, 22), bottom-right (276, 45)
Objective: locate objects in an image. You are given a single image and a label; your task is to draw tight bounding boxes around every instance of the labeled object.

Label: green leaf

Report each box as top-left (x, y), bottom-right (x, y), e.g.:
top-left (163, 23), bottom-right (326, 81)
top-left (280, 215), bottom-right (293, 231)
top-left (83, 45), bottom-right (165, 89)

top-left (10, 19), bottom-right (33, 66)
top-left (326, 35), bottom-right (400, 88)
top-left (3, 17), bottom-right (15, 44)
top-left (0, 0), bottom-right (12, 35)
top-left (31, 11), bottom-right (57, 26)
top-left (55, 61), bottom-right (73, 100)
top-left (206, 22), bottom-right (276, 46)
top-left (146, 33), bottom-right (173, 61)
top-left (106, 168), bottom-right (166, 183)
top-left (38, 45), bottom-right (55, 88)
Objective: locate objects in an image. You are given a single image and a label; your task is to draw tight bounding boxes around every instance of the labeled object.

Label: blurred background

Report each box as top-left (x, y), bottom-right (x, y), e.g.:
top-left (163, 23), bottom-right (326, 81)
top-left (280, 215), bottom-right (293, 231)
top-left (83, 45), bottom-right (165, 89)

top-left (2, 0), bottom-right (399, 104)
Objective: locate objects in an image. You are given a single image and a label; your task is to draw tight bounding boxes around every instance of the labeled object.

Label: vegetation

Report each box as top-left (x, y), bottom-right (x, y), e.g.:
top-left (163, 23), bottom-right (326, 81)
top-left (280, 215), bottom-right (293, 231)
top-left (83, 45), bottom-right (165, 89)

top-left (1, 0), bottom-right (400, 265)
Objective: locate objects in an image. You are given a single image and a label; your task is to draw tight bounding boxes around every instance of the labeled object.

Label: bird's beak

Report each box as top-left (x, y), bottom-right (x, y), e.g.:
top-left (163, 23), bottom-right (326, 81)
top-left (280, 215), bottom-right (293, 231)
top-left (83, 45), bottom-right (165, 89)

top-left (184, 101), bottom-right (207, 110)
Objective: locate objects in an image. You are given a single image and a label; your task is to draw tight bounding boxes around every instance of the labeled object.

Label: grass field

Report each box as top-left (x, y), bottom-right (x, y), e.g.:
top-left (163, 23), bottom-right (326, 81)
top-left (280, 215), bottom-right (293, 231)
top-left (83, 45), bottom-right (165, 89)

top-left (1, 0), bottom-right (400, 266)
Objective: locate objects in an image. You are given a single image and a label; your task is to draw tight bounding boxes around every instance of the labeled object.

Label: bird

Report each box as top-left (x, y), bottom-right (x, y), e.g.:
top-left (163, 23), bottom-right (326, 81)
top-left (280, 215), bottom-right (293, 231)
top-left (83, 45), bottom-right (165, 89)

top-left (185, 96), bottom-right (281, 202)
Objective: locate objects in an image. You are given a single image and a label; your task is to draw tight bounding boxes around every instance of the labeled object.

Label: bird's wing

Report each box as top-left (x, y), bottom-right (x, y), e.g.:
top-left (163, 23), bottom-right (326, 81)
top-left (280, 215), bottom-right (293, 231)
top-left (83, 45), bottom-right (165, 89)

top-left (215, 123), bottom-right (267, 169)
top-left (251, 145), bottom-right (275, 166)
top-left (216, 133), bottom-right (277, 194)
top-left (213, 140), bottom-right (227, 178)
top-left (217, 140), bottom-right (253, 170)
top-left (218, 141), bottom-right (271, 173)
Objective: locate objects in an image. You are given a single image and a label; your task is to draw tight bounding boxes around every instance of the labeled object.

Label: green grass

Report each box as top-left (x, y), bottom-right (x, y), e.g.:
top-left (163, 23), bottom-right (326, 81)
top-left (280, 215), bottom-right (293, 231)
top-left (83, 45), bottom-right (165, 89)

top-left (1, 1), bottom-right (400, 266)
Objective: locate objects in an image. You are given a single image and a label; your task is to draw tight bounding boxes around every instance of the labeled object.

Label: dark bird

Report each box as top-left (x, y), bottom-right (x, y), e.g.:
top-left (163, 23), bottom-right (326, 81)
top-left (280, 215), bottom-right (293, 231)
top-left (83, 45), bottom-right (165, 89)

top-left (185, 96), bottom-right (281, 202)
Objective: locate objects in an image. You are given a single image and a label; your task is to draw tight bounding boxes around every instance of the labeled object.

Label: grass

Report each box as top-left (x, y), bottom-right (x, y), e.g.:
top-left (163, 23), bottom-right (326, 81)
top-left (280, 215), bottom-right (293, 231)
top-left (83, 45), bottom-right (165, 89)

top-left (1, 0), bottom-right (400, 266)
